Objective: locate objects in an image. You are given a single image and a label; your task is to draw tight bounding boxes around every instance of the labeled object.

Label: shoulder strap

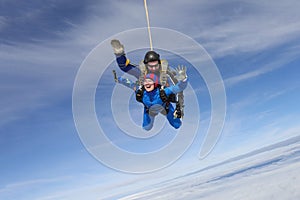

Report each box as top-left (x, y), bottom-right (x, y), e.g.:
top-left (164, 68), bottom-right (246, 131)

top-left (136, 86), bottom-right (144, 103)
top-left (138, 61), bottom-right (147, 86)
top-left (160, 59), bottom-right (168, 72)
top-left (159, 85), bottom-right (168, 103)
top-left (160, 59), bottom-right (169, 86)
top-left (135, 86), bottom-right (151, 114)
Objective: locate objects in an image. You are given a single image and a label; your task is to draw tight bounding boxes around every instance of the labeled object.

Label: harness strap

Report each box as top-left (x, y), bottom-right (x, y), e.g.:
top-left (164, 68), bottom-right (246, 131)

top-left (135, 86), bottom-right (181, 117)
top-left (136, 87), bottom-right (144, 103)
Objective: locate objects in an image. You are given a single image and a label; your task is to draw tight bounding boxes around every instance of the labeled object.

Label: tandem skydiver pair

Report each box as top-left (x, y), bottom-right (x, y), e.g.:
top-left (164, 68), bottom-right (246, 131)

top-left (111, 39), bottom-right (188, 131)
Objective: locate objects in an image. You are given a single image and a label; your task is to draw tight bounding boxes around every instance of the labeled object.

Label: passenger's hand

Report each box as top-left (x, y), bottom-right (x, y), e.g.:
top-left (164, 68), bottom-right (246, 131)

top-left (175, 65), bottom-right (187, 81)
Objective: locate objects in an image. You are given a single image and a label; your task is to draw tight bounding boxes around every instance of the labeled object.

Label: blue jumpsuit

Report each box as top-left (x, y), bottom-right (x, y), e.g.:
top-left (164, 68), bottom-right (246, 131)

top-left (117, 76), bottom-right (188, 130)
top-left (116, 54), bottom-right (142, 78)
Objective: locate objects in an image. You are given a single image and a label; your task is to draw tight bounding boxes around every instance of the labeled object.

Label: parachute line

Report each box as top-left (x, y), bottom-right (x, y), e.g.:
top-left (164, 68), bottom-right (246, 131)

top-left (144, 0), bottom-right (153, 51)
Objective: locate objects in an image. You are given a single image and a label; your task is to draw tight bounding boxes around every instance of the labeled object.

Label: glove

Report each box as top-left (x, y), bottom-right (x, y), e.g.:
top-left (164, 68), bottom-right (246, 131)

top-left (173, 102), bottom-right (182, 119)
top-left (173, 109), bottom-right (182, 119)
top-left (111, 39), bottom-right (124, 56)
top-left (175, 65), bottom-right (187, 81)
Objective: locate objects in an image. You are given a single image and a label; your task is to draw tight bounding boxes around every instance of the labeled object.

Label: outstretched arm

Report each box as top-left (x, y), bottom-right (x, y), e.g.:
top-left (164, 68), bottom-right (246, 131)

top-left (167, 79), bottom-right (188, 94)
top-left (117, 76), bottom-right (138, 91)
top-left (113, 69), bottom-right (138, 90)
top-left (166, 66), bottom-right (188, 94)
top-left (111, 39), bottom-right (140, 79)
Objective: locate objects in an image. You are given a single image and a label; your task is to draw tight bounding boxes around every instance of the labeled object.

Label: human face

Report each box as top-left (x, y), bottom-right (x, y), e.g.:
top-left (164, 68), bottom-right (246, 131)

top-left (143, 78), bottom-right (155, 92)
top-left (146, 61), bottom-right (159, 72)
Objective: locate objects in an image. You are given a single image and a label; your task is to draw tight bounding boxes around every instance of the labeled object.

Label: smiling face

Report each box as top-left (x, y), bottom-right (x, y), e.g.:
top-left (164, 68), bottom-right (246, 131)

top-left (143, 78), bottom-right (155, 92)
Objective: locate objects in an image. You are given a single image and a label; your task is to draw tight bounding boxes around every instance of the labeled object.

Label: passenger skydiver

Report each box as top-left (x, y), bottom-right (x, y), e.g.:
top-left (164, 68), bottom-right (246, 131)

top-left (113, 66), bottom-right (188, 130)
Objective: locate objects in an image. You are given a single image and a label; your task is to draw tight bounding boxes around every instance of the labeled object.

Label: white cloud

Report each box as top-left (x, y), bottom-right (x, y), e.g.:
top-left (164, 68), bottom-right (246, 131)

top-left (1, 0), bottom-right (299, 128)
top-left (1, 1), bottom-right (300, 199)
top-left (0, 35), bottom-right (89, 126)
top-left (0, 16), bottom-right (7, 31)
top-left (190, 0), bottom-right (300, 56)
top-left (223, 43), bottom-right (300, 87)
top-left (119, 136), bottom-right (300, 200)
top-left (0, 176), bottom-right (71, 192)
top-left (0, 176), bottom-right (72, 200)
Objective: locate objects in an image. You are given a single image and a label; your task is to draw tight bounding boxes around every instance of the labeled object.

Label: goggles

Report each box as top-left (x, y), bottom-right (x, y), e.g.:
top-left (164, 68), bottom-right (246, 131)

top-left (146, 63), bottom-right (159, 68)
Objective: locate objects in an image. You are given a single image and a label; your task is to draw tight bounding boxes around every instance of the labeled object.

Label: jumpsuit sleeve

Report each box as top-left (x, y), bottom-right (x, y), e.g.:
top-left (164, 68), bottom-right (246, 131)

top-left (116, 54), bottom-right (141, 79)
top-left (165, 78), bottom-right (188, 95)
top-left (117, 77), bottom-right (138, 90)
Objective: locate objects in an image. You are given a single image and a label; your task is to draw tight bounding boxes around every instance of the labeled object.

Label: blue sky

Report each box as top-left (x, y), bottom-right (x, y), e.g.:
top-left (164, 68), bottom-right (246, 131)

top-left (1, 0), bottom-right (300, 199)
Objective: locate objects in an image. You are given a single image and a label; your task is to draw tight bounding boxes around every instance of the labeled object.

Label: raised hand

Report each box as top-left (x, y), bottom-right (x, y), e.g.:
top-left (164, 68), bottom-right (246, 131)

top-left (111, 39), bottom-right (124, 56)
top-left (175, 65), bottom-right (187, 81)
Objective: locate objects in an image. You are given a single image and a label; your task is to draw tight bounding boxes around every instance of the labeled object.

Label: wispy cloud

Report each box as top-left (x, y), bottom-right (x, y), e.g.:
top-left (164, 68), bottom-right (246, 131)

top-left (224, 64), bottom-right (278, 87)
top-left (0, 176), bottom-right (72, 200)
top-left (190, 1), bottom-right (300, 57)
top-left (0, 176), bottom-right (71, 193)
top-left (119, 135), bottom-right (300, 200)
top-left (1, 1), bottom-right (300, 199)
top-left (0, 42), bottom-right (81, 126)
top-left (0, 16), bottom-right (7, 31)
top-left (223, 43), bottom-right (300, 87)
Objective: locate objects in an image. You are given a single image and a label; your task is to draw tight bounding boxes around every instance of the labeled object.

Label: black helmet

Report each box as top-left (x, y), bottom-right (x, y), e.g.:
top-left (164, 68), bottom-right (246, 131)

top-left (143, 51), bottom-right (161, 64)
